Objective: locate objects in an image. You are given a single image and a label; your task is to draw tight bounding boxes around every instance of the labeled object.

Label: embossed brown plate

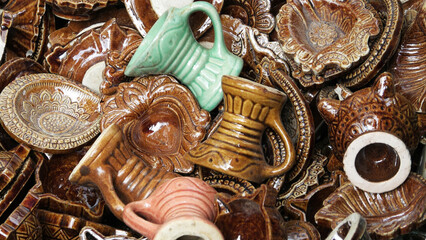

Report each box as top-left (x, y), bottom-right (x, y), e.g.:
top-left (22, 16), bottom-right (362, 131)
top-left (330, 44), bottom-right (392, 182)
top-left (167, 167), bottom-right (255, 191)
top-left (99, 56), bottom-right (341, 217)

top-left (0, 73), bottom-right (101, 154)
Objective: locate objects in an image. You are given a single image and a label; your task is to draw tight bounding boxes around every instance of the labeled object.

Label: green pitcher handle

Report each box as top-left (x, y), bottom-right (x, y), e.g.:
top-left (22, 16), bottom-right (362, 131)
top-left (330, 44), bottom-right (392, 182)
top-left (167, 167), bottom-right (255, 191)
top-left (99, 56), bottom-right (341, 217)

top-left (182, 2), bottom-right (226, 55)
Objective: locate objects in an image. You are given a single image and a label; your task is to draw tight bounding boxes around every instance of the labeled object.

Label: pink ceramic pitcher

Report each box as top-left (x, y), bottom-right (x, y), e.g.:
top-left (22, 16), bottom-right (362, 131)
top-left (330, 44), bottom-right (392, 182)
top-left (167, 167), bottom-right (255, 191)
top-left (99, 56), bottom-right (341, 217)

top-left (122, 177), bottom-right (223, 240)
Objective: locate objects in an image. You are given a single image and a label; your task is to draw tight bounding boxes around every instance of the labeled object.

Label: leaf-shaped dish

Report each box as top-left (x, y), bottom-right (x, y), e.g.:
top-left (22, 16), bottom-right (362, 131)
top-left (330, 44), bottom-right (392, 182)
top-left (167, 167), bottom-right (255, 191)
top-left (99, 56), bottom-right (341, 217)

top-left (0, 73), bottom-right (101, 154)
top-left (315, 173), bottom-right (426, 239)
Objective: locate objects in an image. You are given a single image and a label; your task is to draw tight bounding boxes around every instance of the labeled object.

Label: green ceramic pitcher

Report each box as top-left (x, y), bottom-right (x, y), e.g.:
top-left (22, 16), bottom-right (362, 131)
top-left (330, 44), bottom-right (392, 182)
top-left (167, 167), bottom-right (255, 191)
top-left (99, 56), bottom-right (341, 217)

top-left (124, 2), bottom-right (243, 111)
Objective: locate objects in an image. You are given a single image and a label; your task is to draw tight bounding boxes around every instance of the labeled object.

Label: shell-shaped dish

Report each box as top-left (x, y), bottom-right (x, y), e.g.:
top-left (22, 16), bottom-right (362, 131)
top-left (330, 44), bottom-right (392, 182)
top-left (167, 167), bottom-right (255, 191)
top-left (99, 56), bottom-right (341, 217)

top-left (0, 73), bottom-right (101, 154)
top-left (315, 173), bottom-right (426, 239)
top-left (276, 0), bottom-right (380, 86)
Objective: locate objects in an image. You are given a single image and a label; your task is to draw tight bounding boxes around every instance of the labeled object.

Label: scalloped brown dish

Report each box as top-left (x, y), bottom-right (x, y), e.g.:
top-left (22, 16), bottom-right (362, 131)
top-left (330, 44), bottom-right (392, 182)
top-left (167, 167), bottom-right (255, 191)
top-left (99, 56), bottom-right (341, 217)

top-left (0, 73), bottom-right (101, 154)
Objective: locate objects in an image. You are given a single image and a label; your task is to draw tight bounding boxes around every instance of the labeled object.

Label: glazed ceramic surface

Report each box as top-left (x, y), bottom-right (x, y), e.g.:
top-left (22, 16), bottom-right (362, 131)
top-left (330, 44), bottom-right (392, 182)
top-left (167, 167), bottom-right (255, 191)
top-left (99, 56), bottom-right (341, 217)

top-left (101, 75), bottom-right (210, 173)
top-left (1, 0), bottom-right (47, 61)
top-left (0, 73), bottom-right (101, 153)
top-left (45, 19), bottom-right (142, 94)
top-left (276, 0), bottom-right (380, 87)
top-left (125, 1), bottom-right (243, 111)
top-left (317, 72), bottom-right (419, 192)
top-left (46, 0), bottom-right (118, 21)
top-left (123, 177), bottom-right (222, 240)
top-left (69, 124), bottom-right (179, 220)
top-left (185, 75), bottom-right (295, 183)
top-left (315, 173), bottom-right (426, 240)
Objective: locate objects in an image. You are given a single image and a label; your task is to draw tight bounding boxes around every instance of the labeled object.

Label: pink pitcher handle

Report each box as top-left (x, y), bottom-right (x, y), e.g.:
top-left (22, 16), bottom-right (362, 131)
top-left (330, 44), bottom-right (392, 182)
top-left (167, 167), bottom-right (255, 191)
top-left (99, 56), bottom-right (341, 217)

top-left (123, 200), bottom-right (161, 239)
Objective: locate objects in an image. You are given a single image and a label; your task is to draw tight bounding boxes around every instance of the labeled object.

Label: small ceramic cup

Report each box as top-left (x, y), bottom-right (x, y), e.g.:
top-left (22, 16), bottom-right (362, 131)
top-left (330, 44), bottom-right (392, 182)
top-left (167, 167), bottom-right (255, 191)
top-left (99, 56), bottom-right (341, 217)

top-left (122, 177), bottom-right (223, 240)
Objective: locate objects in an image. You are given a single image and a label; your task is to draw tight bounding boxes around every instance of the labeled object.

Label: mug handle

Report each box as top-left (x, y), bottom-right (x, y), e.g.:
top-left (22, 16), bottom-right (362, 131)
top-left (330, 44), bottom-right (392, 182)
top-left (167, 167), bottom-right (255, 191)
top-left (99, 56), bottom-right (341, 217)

top-left (183, 2), bottom-right (226, 55)
top-left (123, 200), bottom-right (160, 240)
top-left (263, 107), bottom-right (296, 178)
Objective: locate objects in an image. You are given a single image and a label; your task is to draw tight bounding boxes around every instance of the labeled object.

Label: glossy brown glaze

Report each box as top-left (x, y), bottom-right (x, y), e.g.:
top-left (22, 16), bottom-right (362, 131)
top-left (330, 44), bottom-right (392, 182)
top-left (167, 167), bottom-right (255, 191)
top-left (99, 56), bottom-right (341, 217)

top-left (36, 209), bottom-right (134, 240)
top-left (390, 2), bottom-right (426, 113)
top-left (0, 145), bottom-right (33, 215)
top-left (45, 19), bottom-right (142, 94)
top-left (222, 0), bottom-right (275, 34)
top-left (276, 0), bottom-right (380, 87)
top-left (0, 58), bottom-right (46, 92)
top-left (341, 0), bottom-right (403, 88)
top-left (68, 124), bottom-right (180, 220)
top-left (215, 185), bottom-right (286, 240)
top-left (185, 75), bottom-right (295, 183)
top-left (354, 143), bottom-right (400, 182)
top-left (123, 0), bottom-right (223, 38)
top-left (0, 73), bottom-right (101, 154)
top-left (325, 213), bottom-right (370, 240)
top-left (317, 72), bottom-right (420, 161)
top-left (46, 0), bottom-right (119, 21)
top-left (101, 75), bottom-right (210, 173)
top-left (284, 220), bottom-right (321, 240)
top-left (1, 0), bottom-right (47, 61)
top-left (40, 148), bottom-right (104, 212)
top-left (315, 173), bottom-right (426, 240)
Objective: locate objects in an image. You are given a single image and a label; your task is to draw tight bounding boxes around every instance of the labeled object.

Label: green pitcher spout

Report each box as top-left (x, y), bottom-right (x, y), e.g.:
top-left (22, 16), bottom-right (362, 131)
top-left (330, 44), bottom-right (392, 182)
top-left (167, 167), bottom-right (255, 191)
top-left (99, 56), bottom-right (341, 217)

top-left (124, 2), bottom-right (243, 111)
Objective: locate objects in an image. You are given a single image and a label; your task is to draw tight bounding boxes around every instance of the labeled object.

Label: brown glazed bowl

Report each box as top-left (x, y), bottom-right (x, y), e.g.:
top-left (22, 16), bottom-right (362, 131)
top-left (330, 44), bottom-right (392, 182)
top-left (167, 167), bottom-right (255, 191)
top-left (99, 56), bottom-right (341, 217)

top-left (0, 73), bottom-right (101, 154)
top-left (276, 0), bottom-right (380, 87)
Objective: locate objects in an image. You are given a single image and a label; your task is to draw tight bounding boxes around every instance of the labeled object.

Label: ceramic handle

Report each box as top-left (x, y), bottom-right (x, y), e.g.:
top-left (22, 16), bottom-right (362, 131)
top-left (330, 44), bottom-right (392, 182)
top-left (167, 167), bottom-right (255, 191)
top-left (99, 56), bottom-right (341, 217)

top-left (184, 2), bottom-right (225, 54)
top-left (123, 200), bottom-right (160, 240)
top-left (263, 108), bottom-right (296, 178)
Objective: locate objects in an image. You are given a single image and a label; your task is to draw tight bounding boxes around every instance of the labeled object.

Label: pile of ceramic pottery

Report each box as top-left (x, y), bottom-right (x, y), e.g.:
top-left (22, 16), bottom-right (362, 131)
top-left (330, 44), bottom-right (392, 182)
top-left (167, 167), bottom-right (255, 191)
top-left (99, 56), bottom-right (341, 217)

top-left (0, 0), bottom-right (424, 239)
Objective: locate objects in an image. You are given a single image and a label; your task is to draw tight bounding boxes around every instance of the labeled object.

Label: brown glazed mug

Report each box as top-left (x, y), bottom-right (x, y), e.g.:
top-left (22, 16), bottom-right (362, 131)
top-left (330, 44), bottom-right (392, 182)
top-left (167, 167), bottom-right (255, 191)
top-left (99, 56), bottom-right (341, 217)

top-left (122, 177), bottom-right (223, 240)
top-left (185, 75), bottom-right (295, 183)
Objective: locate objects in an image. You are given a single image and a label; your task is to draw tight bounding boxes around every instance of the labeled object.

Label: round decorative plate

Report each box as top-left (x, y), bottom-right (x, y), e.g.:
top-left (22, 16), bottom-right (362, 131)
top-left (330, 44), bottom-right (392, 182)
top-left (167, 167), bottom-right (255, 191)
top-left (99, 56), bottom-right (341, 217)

top-left (0, 73), bottom-right (101, 153)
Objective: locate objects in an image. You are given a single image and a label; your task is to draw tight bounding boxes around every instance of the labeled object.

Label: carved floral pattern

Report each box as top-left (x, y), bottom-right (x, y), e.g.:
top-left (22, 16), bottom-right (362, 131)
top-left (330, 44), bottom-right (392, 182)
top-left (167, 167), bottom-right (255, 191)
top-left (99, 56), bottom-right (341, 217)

top-left (276, 0), bottom-right (380, 86)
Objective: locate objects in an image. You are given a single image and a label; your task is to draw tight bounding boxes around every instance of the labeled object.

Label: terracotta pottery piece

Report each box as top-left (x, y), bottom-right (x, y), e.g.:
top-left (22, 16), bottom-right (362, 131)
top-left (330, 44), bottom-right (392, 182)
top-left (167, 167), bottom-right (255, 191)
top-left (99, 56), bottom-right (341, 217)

top-left (325, 213), bottom-right (371, 240)
top-left (390, 2), bottom-right (426, 113)
top-left (46, 0), bottom-right (119, 21)
top-left (69, 124), bottom-right (180, 220)
top-left (45, 19), bottom-right (142, 94)
top-left (185, 75), bottom-right (295, 183)
top-left (101, 75), bottom-right (210, 173)
top-left (315, 173), bottom-right (426, 240)
top-left (215, 184), bottom-right (286, 240)
top-left (123, 177), bottom-right (222, 240)
top-left (276, 0), bottom-right (380, 87)
top-left (222, 0), bottom-right (275, 34)
top-left (317, 72), bottom-right (420, 193)
top-left (1, 0), bottom-right (47, 61)
top-left (0, 73), bottom-right (101, 154)
top-left (123, 0), bottom-right (223, 38)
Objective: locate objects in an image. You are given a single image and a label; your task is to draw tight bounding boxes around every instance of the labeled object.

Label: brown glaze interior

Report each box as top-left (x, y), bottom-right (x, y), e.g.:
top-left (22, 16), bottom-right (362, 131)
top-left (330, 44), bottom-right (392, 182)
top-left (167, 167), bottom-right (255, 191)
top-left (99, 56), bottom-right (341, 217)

top-left (355, 143), bottom-right (400, 182)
